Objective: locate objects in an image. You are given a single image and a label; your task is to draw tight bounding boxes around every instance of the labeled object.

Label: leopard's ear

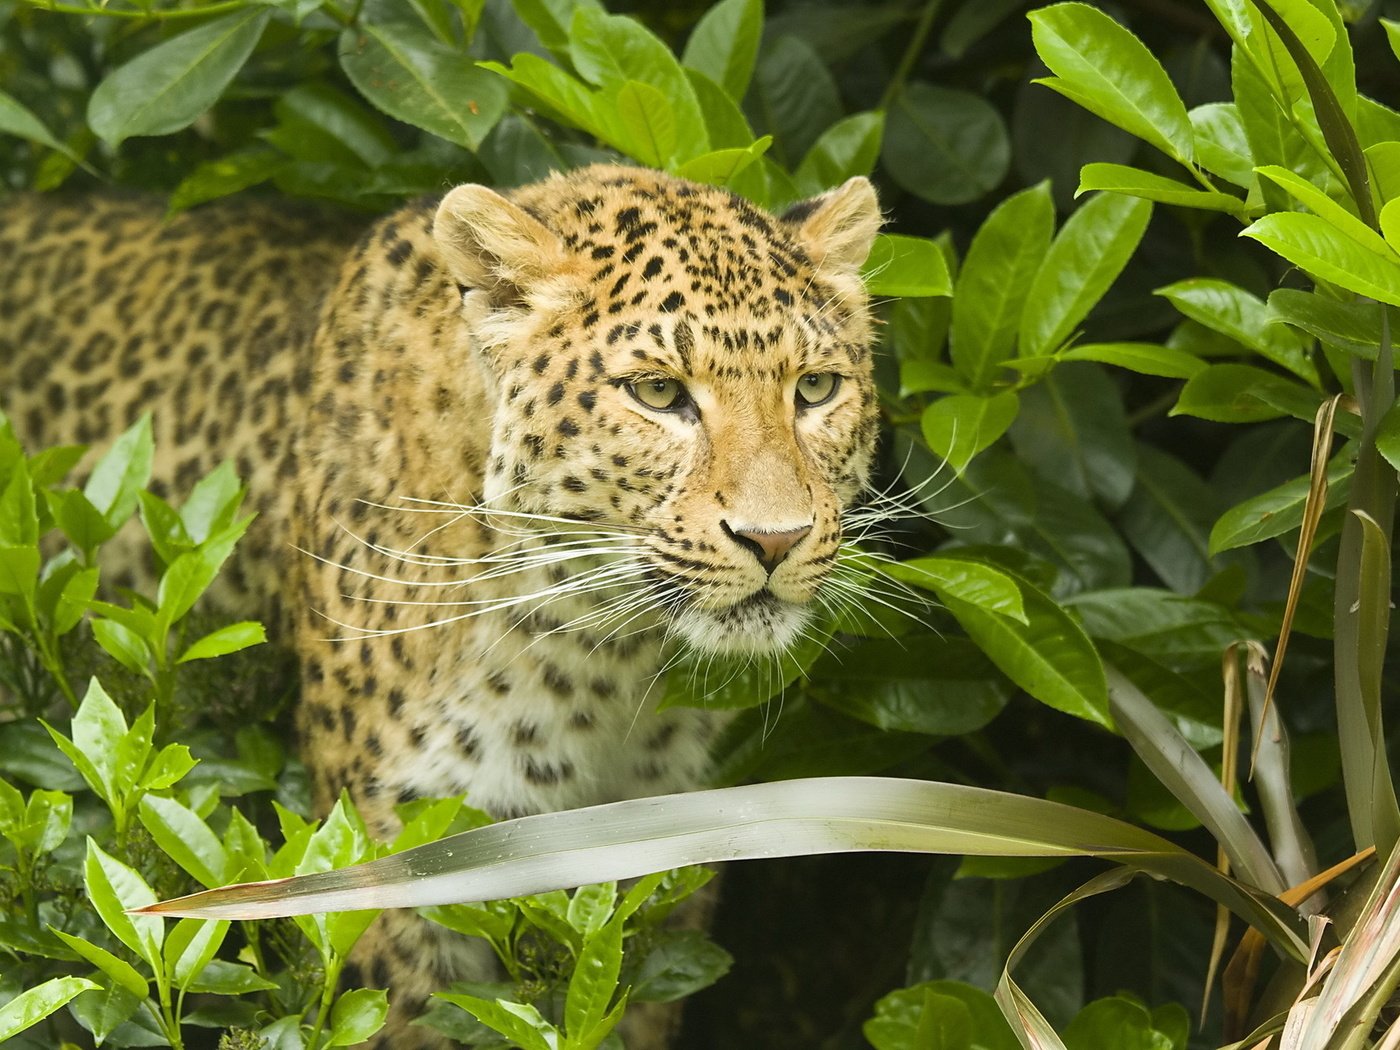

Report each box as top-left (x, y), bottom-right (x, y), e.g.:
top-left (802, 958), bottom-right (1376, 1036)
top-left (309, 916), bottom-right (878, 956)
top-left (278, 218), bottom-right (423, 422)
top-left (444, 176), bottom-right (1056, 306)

top-left (783, 176), bottom-right (882, 272)
top-left (433, 184), bottom-right (566, 304)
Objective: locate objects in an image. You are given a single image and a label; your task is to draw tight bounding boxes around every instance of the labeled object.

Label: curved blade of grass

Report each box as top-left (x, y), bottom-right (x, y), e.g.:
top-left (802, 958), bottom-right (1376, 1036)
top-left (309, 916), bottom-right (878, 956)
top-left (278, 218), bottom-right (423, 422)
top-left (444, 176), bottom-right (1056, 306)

top-left (996, 867), bottom-right (1134, 1049)
top-left (1106, 665), bottom-right (1286, 895)
top-left (132, 777), bottom-right (1307, 958)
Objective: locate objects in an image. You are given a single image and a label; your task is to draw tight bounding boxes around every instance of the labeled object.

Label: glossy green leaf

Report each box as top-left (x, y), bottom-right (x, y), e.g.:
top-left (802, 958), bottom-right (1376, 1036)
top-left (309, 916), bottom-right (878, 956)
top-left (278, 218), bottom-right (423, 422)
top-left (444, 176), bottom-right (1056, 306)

top-left (1209, 451), bottom-right (1353, 553)
top-left (1019, 193), bottom-right (1152, 358)
top-left (950, 181), bottom-right (1054, 389)
top-left (88, 10), bottom-right (270, 146)
top-left (85, 838), bottom-right (161, 964)
top-left (178, 620), bottom-right (267, 664)
top-left (0, 460), bottom-right (37, 547)
top-left (51, 929), bottom-right (149, 998)
top-left (1058, 341), bottom-right (1205, 378)
top-left (862, 234), bottom-right (952, 298)
top-left (1157, 278), bottom-right (1318, 385)
top-left (565, 914), bottom-right (624, 1040)
top-left (882, 82), bottom-right (1009, 205)
top-left (1008, 362), bottom-right (1137, 507)
top-left (794, 111), bottom-right (883, 197)
top-left (328, 988), bottom-right (389, 1046)
top-left (139, 795), bottom-right (228, 888)
top-left (1267, 288), bottom-right (1385, 359)
top-left (1076, 162), bottom-right (1245, 216)
top-left (1244, 211), bottom-right (1400, 307)
top-left (434, 994), bottom-right (556, 1050)
top-left (1029, 2), bottom-right (1192, 164)
top-left (921, 391), bottom-right (1020, 474)
top-left (747, 35), bottom-right (840, 169)
top-left (608, 80), bottom-right (678, 167)
top-left (631, 929), bottom-right (733, 1004)
top-left (1255, 163), bottom-right (1391, 258)
top-left (0, 90), bottom-right (79, 161)
top-left (83, 414), bottom-right (153, 529)
top-left (1189, 101), bottom-right (1253, 187)
top-left (339, 23), bottom-right (507, 150)
top-left (91, 618), bottom-right (151, 676)
top-left (883, 557), bottom-right (1026, 622)
top-left (166, 916), bottom-right (230, 990)
top-left (1172, 362), bottom-right (1322, 426)
top-left (867, 980), bottom-right (1019, 1050)
top-left (681, 0), bottom-right (762, 100)
top-left (0, 976), bottom-right (100, 1043)
top-left (1117, 447), bottom-right (1229, 595)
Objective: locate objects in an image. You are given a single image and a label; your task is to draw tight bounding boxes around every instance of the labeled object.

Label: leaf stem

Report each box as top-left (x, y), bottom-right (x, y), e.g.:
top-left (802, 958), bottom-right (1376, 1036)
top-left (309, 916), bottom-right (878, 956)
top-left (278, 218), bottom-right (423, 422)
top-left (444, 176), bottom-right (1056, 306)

top-left (880, 0), bottom-right (942, 111)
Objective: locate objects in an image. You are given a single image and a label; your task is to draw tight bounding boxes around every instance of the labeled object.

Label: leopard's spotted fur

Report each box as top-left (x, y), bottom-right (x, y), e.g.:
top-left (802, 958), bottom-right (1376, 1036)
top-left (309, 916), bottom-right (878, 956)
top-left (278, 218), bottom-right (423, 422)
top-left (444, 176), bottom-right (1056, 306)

top-left (0, 165), bottom-right (882, 1047)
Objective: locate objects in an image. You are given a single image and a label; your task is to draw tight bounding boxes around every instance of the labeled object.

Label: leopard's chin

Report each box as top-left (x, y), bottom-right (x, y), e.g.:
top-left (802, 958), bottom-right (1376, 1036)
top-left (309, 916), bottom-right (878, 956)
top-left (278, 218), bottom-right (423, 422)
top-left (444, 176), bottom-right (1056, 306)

top-left (671, 591), bottom-right (813, 656)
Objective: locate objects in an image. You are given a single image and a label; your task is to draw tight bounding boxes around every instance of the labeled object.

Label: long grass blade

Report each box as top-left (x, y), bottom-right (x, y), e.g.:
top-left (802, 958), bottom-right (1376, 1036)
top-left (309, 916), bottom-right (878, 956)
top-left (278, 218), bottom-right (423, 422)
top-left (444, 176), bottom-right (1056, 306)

top-left (131, 777), bottom-right (1307, 958)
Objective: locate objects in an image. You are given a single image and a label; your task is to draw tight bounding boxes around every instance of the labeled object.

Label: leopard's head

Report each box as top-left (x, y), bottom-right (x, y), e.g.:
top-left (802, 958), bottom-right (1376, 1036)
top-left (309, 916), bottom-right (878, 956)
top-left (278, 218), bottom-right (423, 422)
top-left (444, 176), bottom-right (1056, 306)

top-left (433, 165), bottom-right (882, 655)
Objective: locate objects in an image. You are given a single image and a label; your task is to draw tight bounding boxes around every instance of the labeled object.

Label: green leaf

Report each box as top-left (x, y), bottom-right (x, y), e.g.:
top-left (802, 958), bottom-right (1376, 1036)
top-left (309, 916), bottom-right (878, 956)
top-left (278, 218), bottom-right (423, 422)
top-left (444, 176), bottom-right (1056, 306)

top-left (1008, 362), bottom-right (1137, 507)
top-left (950, 181), bottom-right (1055, 389)
top-left (746, 35), bottom-right (841, 169)
top-left (183, 958), bottom-right (278, 994)
top-left (631, 929), bottom-right (733, 1003)
top-left (862, 234), bottom-right (953, 298)
top-left (277, 81), bottom-right (398, 168)
top-left (1063, 994), bottom-right (1183, 1050)
top-left (674, 140), bottom-right (771, 190)
top-left (83, 414), bottom-right (153, 529)
top-left (0, 458), bottom-right (38, 548)
top-left (88, 10), bottom-right (271, 145)
top-left (921, 392), bottom-right (1020, 474)
top-left (882, 81), bottom-right (1009, 206)
top-left (1058, 341), bottom-right (1205, 378)
top-left (67, 983), bottom-right (147, 1045)
top-left (177, 621), bottom-right (266, 663)
top-left (512, 0), bottom-right (603, 58)
top-left (681, 0), bottom-right (762, 100)
top-left (433, 994), bottom-right (557, 1050)
top-left (157, 542), bottom-right (240, 630)
top-left (1378, 401), bottom-right (1400, 474)
top-left (1189, 102), bottom-right (1254, 187)
top-left (565, 915), bottom-right (624, 1039)
top-left (339, 23), bottom-right (507, 150)
top-left (566, 881), bottom-right (616, 939)
top-left (1209, 451), bottom-right (1353, 554)
top-left (1076, 162), bottom-right (1245, 216)
top-left (51, 929), bottom-right (150, 998)
top-left (91, 618), bottom-right (152, 677)
top-left (84, 838), bottom-right (161, 965)
top-left (1157, 278), bottom-right (1318, 385)
top-left (1172, 363), bottom-right (1321, 425)
top-left (1242, 211), bottom-right (1400, 307)
top-left (66, 678), bottom-right (128, 802)
top-left (139, 743), bottom-right (198, 792)
top-left (883, 556), bottom-right (1026, 622)
top-left (45, 490), bottom-right (116, 557)
top-left (1255, 163), bottom-right (1392, 258)
top-left (866, 980), bottom-right (1019, 1050)
top-left (1267, 289), bottom-right (1385, 359)
top-left (480, 54), bottom-right (600, 138)
top-left (812, 635), bottom-right (1012, 736)
top-left (794, 111), bottom-right (883, 197)
top-left (167, 150), bottom-right (287, 216)
top-left (1029, 2), bottom-right (1193, 164)
top-left (166, 917), bottom-right (230, 990)
top-left (139, 795), bottom-right (228, 887)
top-left (943, 573), bottom-right (1112, 728)
top-left (608, 80), bottom-right (678, 167)
top-left (1117, 447), bottom-right (1230, 595)
top-left (21, 789), bottom-right (72, 854)
top-left (328, 988), bottom-right (389, 1046)
top-left (0, 976), bottom-right (100, 1043)
top-left (1019, 193), bottom-right (1152, 358)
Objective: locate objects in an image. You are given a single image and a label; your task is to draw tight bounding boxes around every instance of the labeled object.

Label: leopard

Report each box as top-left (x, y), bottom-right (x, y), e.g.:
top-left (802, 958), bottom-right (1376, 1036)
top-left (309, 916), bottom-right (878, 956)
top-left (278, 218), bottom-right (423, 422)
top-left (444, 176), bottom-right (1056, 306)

top-left (0, 163), bottom-right (883, 1047)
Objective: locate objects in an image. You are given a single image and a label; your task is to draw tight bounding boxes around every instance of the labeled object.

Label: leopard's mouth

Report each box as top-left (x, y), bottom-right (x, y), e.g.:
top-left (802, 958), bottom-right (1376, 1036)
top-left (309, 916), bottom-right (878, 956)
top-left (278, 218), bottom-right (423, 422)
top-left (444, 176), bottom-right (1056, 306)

top-left (669, 587), bottom-right (812, 656)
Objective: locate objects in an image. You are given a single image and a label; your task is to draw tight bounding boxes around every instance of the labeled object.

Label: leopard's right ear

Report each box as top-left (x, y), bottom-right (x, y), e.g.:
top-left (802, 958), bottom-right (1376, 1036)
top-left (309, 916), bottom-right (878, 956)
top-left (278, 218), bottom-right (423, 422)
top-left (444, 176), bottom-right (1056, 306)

top-left (433, 185), bottom-right (567, 305)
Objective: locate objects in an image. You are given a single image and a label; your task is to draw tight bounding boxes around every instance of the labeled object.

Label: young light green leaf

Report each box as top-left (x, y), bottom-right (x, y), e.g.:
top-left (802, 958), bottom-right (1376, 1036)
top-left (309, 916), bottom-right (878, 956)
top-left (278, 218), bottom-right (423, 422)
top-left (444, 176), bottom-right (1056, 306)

top-left (862, 234), bottom-right (953, 298)
top-left (91, 618), bottom-right (152, 677)
top-left (921, 392), bottom-right (1020, 474)
top-left (1157, 278), bottom-right (1318, 385)
top-left (328, 988), bottom-right (390, 1047)
top-left (565, 915), bottom-right (624, 1040)
top-left (0, 976), bottom-right (100, 1043)
top-left (339, 23), bottom-right (507, 150)
top-left (1059, 341), bottom-right (1205, 378)
top-left (950, 181), bottom-right (1054, 389)
top-left (88, 10), bottom-right (271, 146)
top-left (566, 881), bottom-right (617, 940)
top-left (1029, 2), bottom-right (1193, 164)
top-left (1173, 362), bottom-right (1324, 426)
top-left (681, 0), bottom-right (762, 100)
top-left (1076, 162), bottom-right (1246, 216)
top-left (433, 994), bottom-right (557, 1050)
top-left (607, 80), bottom-right (678, 167)
top-left (1209, 451), bottom-right (1353, 554)
top-left (1243, 212), bottom-right (1400, 307)
top-left (1256, 163), bottom-right (1391, 258)
top-left (51, 928), bottom-right (150, 998)
top-left (177, 621), bottom-right (266, 664)
top-left (1190, 102), bottom-right (1253, 187)
top-left (0, 458), bottom-right (38, 549)
top-left (1019, 193), bottom-right (1152, 358)
top-left (1267, 289), bottom-right (1384, 359)
top-left (85, 838), bottom-right (161, 964)
top-left (674, 141), bottom-right (771, 189)
top-left (794, 111), bottom-right (883, 197)
top-left (882, 555), bottom-right (1027, 623)
top-left (83, 414), bottom-right (153, 529)
top-left (166, 916), bottom-right (230, 990)
top-left (167, 150), bottom-right (287, 217)
top-left (139, 795), bottom-right (228, 887)
top-left (0, 90), bottom-right (84, 165)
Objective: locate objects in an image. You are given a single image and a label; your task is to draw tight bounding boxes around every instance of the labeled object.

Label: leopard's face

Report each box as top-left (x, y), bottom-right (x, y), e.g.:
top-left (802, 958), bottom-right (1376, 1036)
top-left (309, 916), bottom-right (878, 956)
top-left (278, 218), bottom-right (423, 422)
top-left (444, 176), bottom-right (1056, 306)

top-left (433, 166), bottom-right (882, 656)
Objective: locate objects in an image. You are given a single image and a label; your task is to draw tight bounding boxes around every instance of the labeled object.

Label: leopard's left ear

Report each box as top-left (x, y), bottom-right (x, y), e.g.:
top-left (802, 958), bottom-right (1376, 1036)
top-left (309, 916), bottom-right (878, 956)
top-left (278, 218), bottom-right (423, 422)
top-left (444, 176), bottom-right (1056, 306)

top-left (783, 176), bottom-right (882, 271)
top-left (433, 184), bottom-right (567, 304)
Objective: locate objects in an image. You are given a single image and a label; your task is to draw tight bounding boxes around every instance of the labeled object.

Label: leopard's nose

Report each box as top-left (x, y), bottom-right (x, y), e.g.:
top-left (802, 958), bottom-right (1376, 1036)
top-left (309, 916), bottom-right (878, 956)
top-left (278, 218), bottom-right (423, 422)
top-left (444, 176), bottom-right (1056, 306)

top-left (721, 521), bottom-right (812, 574)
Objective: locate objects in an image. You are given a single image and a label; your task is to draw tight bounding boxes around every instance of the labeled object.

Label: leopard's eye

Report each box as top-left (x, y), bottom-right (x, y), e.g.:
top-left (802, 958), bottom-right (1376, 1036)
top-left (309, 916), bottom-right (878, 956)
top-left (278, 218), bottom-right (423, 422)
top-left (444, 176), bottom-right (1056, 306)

top-left (628, 377), bottom-right (688, 411)
top-left (795, 372), bottom-right (840, 407)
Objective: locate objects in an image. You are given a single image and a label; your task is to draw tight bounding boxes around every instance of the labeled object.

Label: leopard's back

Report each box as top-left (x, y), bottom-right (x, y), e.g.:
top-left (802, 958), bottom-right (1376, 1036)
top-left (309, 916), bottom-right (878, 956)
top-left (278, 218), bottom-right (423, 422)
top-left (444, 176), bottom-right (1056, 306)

top-left (0, 193), bottom-right (359, 611)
